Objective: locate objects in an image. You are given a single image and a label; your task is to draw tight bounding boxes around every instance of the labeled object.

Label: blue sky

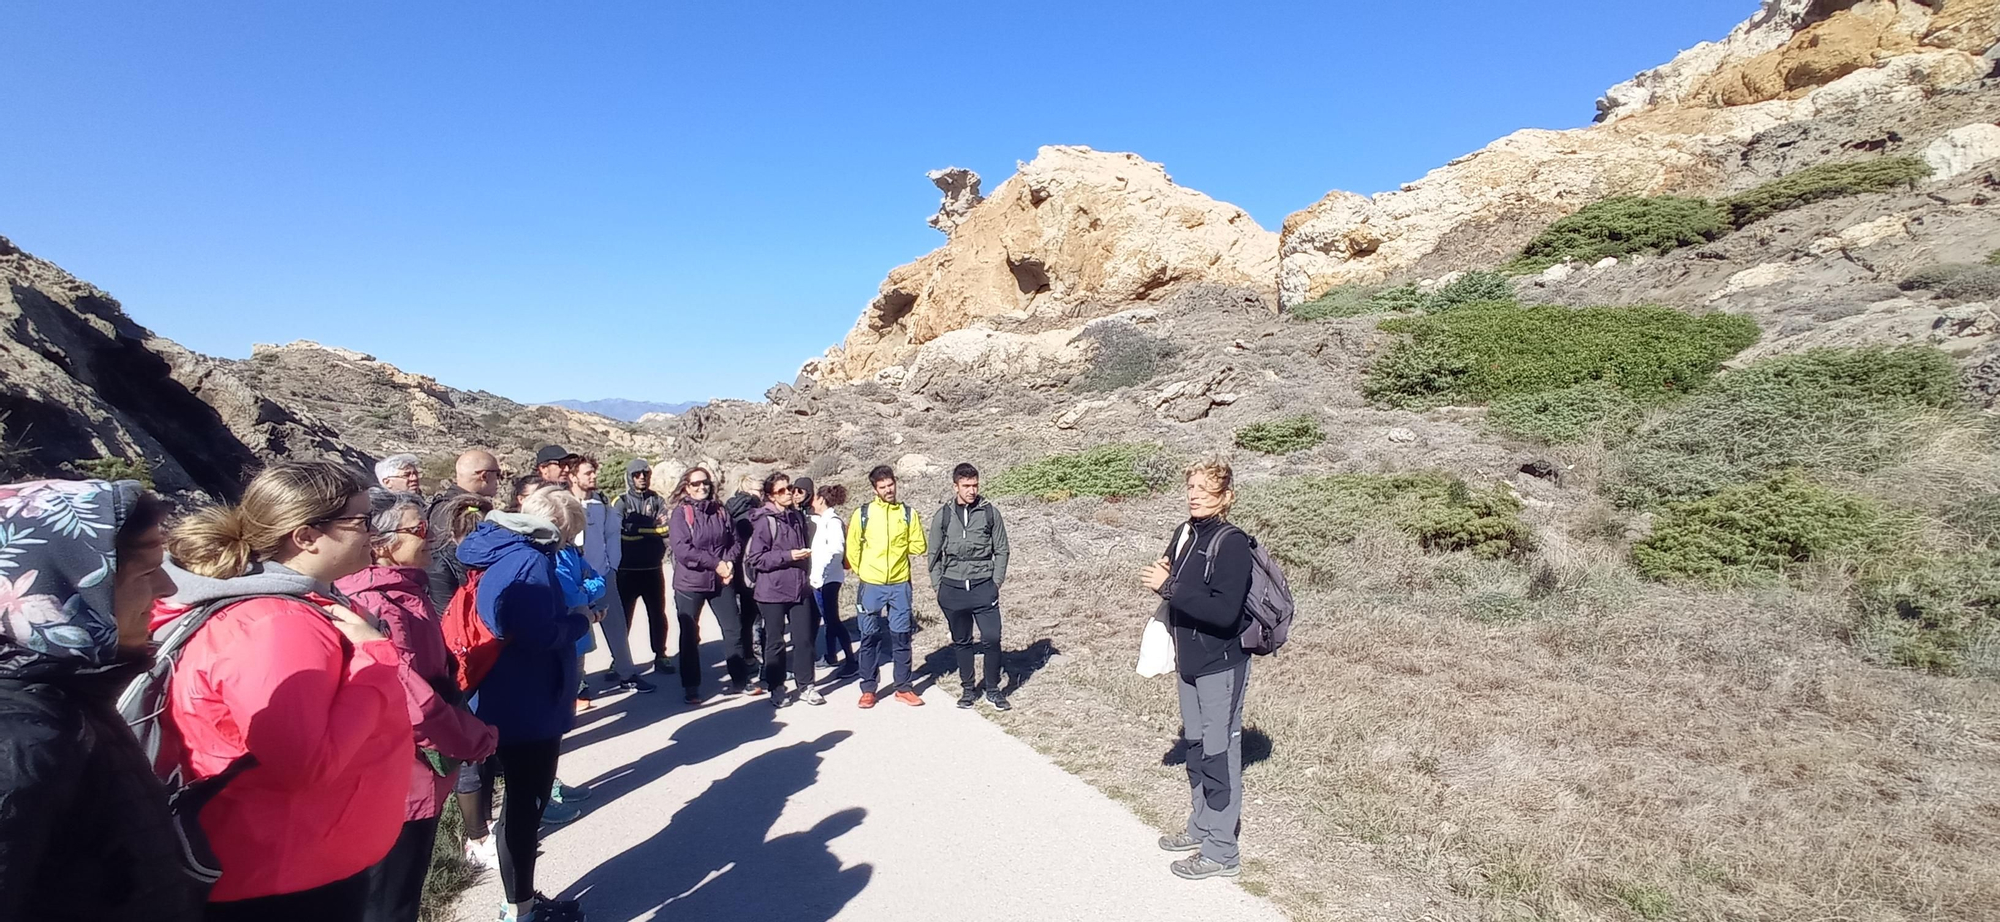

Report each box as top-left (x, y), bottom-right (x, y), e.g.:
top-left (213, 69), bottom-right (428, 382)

top-left (1, 1), bottom-right (1753, 404)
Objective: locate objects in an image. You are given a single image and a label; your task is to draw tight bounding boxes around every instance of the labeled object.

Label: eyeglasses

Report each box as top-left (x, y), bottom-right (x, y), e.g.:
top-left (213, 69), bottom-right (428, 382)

top-left (687, 480), bottom-right (711, 488)
top-left (387, 521), bottom-right (430, 540)
top-left (312, 514), bottom-right (376, 534)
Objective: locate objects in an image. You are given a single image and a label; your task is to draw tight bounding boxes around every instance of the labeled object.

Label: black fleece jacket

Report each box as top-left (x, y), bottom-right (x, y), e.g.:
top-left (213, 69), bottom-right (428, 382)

top-left (1165, 515), bottom-right (1252, 679)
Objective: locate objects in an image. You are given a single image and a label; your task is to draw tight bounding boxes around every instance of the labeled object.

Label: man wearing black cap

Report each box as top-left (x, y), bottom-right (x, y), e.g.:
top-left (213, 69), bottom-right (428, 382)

top-left (535, 445), bottom-right (577, 487)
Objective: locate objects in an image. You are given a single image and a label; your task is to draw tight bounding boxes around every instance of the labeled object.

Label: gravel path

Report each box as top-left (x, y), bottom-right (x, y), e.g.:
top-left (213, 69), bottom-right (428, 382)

top-left (451, 608), bottom-right (1286, 922)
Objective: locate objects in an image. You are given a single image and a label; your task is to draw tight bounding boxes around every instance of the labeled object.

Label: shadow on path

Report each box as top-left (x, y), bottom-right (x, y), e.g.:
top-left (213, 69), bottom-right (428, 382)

top-left (912, 637), bottom-right (1061, 696)
top-left (562, 731), bottom-right (869, 922)
top-left (569, 700), bottom-right (783, 813)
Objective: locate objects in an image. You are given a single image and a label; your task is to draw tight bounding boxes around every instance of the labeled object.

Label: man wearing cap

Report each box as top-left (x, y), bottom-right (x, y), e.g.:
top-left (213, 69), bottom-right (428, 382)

top-left (612, 458), bottom-right (675, 674)
top-left (535, 445), bottom-right (577, 487)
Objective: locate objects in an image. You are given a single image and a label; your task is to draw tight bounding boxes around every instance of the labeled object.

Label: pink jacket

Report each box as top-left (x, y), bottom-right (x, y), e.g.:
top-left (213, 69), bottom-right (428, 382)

top-left (149, 582), bottom-right (410, 903)
top-left (335, 566), bottom-right (499, 821)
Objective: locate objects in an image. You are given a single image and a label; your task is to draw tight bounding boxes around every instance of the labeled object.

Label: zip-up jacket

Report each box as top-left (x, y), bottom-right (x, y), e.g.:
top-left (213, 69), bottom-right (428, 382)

top-left (612, 464), bottom-right (668, 572)
top-left (845, 498), bottom-right (927, 586)
top-left (745, 504), bottom-right (811, 604)
top-left (926, 496), bottom-right (1010, 591)
top-left (1164, 516), bottom-right (1252, 679)
top-left (668, 499), bottom-right (740, 594)
top-left (456, 515), bottom-right (588, 743)
top-left (577, 490), bottom-right (621, 576)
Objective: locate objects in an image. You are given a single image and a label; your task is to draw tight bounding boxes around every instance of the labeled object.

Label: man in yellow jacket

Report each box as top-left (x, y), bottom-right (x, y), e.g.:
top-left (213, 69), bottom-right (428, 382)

top-left (845, 464), bottom-right (928, 708)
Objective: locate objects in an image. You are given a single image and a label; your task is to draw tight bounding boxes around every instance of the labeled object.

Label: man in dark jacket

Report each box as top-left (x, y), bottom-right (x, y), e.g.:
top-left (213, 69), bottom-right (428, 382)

top-left (0, 478), bottom-right (204, 921)
top-left (612, 459), bottom-right (675, 674)
top-left (926, 463), bottom-right (1013, 711)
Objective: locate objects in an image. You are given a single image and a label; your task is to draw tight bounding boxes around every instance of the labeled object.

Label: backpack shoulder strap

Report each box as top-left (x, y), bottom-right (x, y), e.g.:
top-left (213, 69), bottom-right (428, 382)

top-left (902, 504), bottom-right (912, 525)
top-left (1201, 522), bottom-right (1244, 583)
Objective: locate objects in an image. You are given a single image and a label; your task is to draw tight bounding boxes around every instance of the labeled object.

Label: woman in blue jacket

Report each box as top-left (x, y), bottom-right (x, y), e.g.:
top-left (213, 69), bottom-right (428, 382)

top-left (745, 472), bottom-right (820, 708)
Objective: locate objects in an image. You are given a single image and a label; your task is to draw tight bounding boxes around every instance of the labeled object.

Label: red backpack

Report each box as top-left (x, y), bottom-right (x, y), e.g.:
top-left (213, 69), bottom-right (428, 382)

top-left (440, 569), bottom-right (505, 693)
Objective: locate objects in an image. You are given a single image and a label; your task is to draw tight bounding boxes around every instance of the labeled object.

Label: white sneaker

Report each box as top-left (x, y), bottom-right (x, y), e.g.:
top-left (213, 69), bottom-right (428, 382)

top-left (799, 687), bottom-right (826, 706)
top-left (464, 835), bottom-right (498, 870)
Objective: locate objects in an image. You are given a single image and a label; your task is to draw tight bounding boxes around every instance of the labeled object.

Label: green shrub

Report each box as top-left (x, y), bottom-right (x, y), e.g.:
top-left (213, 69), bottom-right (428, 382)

top-left (1364, 303), bottom-right (1758, 408)
top-left (1853, 548), bottom-right (2000, 676)
top-left (988, 443), bottom-right (1169, 500)
top-left (1898, 263), bottom-right (1981, 291)
top-left (1610, 347), bottom-right (1962, 507)
top-left (1632, 473), bottom-right (1886, 581)
top-left (1291, 270), bottom-right (1515, 320)
top-left (1721, 157), bottom-right (1931, 228)
top-left (1506, 196), bottom-right (1729, 273)
top-left (1939, 265), bottom-right (2000, 301)
top-left (1235, 471), bottom-right (1533, 584)
top-left (1988, 249), bottom-right (2000, 266)
top-left (1291, 285), bottom-right (1390, 320)
top-left (70, 456), bottom-right (155, 489)
top-left (1418, 270), bottom-right (1515, 312)
top-left (1073, 322), bottom-right (1178, 392)
top-left (1234, 415), bottom-right (1326, 454)
top-left (1487, 381), bottom-right (1642, 444)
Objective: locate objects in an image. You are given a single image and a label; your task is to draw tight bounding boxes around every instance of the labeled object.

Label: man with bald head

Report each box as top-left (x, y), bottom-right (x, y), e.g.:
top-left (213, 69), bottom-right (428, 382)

top-left (453, 449), bottom-right (503, 499)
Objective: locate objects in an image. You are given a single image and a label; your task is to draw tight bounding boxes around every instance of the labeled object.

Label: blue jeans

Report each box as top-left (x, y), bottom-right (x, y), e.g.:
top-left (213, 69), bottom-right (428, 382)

top-left (856, 581), bottom-right (914, 694)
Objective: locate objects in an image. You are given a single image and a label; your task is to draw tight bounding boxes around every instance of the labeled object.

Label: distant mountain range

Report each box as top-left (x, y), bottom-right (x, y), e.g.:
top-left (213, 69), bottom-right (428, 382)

top-left (542, 398), bottom-right (702, 421)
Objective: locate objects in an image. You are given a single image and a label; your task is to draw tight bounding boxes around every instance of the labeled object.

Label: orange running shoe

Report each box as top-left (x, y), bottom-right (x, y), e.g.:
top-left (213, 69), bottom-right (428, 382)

top-left (858, 692), bottom-right (878, 709)
top-left (894, 690), bottom-right (925, 707)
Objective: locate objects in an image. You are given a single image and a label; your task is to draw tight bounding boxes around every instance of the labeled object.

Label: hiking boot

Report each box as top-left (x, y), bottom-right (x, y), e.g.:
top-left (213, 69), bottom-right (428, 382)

top-left (799, 687), bottom-right (826, 706)
top-left (985, 690), bottom-right (1013, 711)
top-left (1169, 854), bottom-right (1240, 880)
top-left (653, 657), bottom-right (676, 674)
top-left (894, 690), bottom-right (925, 707)
top-left (957, 688), bottom-right (980, 709)
top-left (619, 675), bottom-right (658, 694)
top-left (542, 799), bottom-right (582, 826)
top-left (857, 692), bottom-right (878, 709)
top-left (1158, 832), bottom-right (1201, 853)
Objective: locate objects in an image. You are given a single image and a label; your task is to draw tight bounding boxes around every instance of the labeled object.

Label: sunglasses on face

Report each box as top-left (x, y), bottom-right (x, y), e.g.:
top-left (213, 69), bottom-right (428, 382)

top-left (687, 480), bottom-right (711, 488)
top-left (312, 513), bottom-right (376, 535)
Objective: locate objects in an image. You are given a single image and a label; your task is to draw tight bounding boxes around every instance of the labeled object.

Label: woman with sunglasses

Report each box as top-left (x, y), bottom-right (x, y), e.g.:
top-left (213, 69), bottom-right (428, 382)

top-left (336, 490), bottom-right (498, 922)
top-left (665, 466), bottom-right (747, 705)
top-left (152, 461), bottom-right (413, 920)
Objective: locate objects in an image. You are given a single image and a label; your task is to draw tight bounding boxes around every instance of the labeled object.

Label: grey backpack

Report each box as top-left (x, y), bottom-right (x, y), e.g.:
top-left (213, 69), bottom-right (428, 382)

top-left (1184, 523), bottom-right (1295, 656)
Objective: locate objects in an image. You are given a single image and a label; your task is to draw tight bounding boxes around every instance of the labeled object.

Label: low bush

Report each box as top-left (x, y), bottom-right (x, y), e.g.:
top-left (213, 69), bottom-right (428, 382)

top-left (1290, 285), bottom-right (1389, 321)
top-left (1988, 248), bottom-right (2000, 266)
top-left (1898, 262), bottom-right (1981, 291)
top-left (1506, 196), bottom-right (1729, 273)
top-left (1292, 270), bottom-right (1515, 320)
top-left (70, 456), bottom-right (155, 489)
top-left (1610, 347), bottom-right (1962, 507)
top-left (1631, 473), bottom-right (1886, 581)
top-left (987, 443), bottom-right (1169, 500)
top-left (1073, 322), bottom-right (1178, 392)
top-left (1234, 415), bottom-right (1326, 454)
top-left (1720, 157), bottom-right (1931, 228)
top-left (1853, 548), bottom-right (2000, 676)
top-left (1364, 303), bottom-right (1758, 409)
top-left (1487, 381), bottom-right (1641, 444)
top-left (1234, 471), bottom-right (1533, 585)
top-left (1939, 265), bottom-right (2000, 302)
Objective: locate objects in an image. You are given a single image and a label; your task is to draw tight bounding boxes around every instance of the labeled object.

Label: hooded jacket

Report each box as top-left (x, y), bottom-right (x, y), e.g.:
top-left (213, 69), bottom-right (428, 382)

top-left (669, 497), bottom-right (740, 594)
top-left (845, 498), bottom-right (928, 586)
top-left (0, 479), bottom-right (205, 922)
top-left (333, 565), bottom-right (498, 823)
top-left (577, 489), bottom-right (621, 576)
top-left (147, 558), bottom-right (409, 902)
top-left (456, 513), bottom-right (588, 743)
top-left (611, 460), bottom-right (669, 572)
top-left (926, 495), bottom-right (1011, 591)
top-left (744, 504), bottom-right (811, 604)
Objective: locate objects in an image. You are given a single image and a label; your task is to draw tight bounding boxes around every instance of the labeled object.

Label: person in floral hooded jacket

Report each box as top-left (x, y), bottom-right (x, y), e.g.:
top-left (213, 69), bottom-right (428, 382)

top-left (0, 478), bottom-right (200, 922)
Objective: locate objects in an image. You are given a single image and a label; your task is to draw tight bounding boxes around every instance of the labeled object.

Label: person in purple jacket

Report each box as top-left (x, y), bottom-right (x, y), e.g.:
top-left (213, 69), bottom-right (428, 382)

top-left (745, 471), bottom-right (822, 708)
top-left (665, 466), bottom-right (752, 706)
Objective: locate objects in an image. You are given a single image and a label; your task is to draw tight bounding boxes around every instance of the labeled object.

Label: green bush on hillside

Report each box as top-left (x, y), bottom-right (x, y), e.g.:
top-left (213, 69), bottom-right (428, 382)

top-left (1506, 196), bottom-right (1730, 273)
top-left (1853, 548), bottom-right (2000, 676)
top-left (1899, 263), bottom-right (1982, 291)
top-left (1487, 381), bottom-right (1642, 444)
top-left (1291, 270), bottom-right (1515, 321)
top-left (1939, 266), bottom-right (2000, 302)
top-left (70, 456), bottom-right (155, 489)
top-left (1234, 415), bottom-right (1326, 454)
top-left (1988, 249), bottom-right (2000, 266)
top-left (1073, 322), bottom-right (1178, 392)
top-left (1234, 471), bottom-right (1532, 584)
top-left (1610, 347), bottom-right (1962, 508)
top-left (1631, 473), bottom-right (1886, 582)
top-left (1291, 285), bottom-right (1391, 321)
top-left (1363, 303), bottom-right (1758, 409)
top-left (1720, 157), bottom-right (1931, 228)
top-left (987, 443), bottom-right (1170, 500)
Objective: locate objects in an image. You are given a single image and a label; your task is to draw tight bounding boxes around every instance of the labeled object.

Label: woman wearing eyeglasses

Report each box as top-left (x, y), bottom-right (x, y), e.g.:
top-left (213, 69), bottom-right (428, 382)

top-left (151, 461), bottom-right (413, 920)
top-left (665, 466), bottom-right (747, 705)
top-left (335, 490), bottom-right (498, 922)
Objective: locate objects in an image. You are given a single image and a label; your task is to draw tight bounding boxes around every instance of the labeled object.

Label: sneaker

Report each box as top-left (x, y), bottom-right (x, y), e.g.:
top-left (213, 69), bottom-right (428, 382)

top-left (653, 657), bottom-right (676, 674)
top-left (772, 689), bottom-right (791, 709)
top-left (857, 692), bottom-right (878, 709)
top-left (464, 836), bottom-right (498, 869)
top-left (619, 675), bottom-right (658, 694)
top-left (683, 691), bottom-right (703, 706)
top-left (551, 779), bottom-right (590, 803)
top-left (894, 690), bottom-right (925, 707)
top-left (1159, 832), bottom-right (1201, 853)
top-left (986, 690), bottom-right (1012, 711)
top-left (799, 687), bottom-right (826, 706)
top-left (542, 799), bottom-right (582, 826)
top-left (957, 688), bottom-right (979, 709)
top-left (743, 683), bottom-right (768, 697)
top-left (529, 892), bottom-right (584, 922)
top-left (1169, 854), bottom-right (1240, 880)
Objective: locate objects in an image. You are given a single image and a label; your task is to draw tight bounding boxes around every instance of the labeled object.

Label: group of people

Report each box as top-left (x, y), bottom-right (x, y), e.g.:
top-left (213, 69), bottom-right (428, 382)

top-left (0, 440), bottom-right (1258, 922)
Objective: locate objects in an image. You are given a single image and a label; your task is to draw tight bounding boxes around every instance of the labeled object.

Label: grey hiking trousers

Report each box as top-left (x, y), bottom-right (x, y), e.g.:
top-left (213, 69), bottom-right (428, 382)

top-left (1178, 660), bottom-right (1249, 865)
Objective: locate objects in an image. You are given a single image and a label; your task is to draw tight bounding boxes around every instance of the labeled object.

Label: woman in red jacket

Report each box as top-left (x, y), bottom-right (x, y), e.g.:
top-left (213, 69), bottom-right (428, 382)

top-left (337, 489), bottom-right (499, 922)
top-left (152, 461), bottom-right (413, 921)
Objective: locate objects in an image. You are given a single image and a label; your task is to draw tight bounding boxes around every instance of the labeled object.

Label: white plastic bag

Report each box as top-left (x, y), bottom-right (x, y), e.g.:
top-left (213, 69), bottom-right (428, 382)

top-left (1136, 616), bottom-right (1175, 678)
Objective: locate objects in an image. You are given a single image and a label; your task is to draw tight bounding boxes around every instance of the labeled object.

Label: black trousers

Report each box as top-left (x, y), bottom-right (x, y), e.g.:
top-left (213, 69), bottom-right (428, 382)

top-left (673, 588), bottom-right (752, 690)
top-left (494, 738), bottom-right (561, 904)
top-left (939, 579), bottom-right (1003, 692)
top-left (616, 567), bottom-right (669, 660)
top-left (359, 816), bottom-right (441, 922)
top-left (206, 870), bottom-right (368, 922)
top-left (757, 599), bottom-right (817, 693)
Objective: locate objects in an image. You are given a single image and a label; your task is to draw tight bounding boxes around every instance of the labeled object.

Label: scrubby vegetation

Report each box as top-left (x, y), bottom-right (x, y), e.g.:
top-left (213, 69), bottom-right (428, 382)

top-left (988, 443), bottom-right (1171, 500)
top-left (1364, 303), bottom-right (1758, 409)
top-left (1853, 548), bottom-right (2000, 674)
top-left (1631, 472), bottom-right (1888, 581)
top-left (1234, 415), bottom-right (1326, 454)
top-left (1487, 381), bottom-right (1641, 444)
top-left (1941, 265), bottom-right (2000, 301)
top-left (70, 456), bottom-right (155, 489)
top-left (1290, 284), bottom-right (1391, 320)
top-left (1988, 248), bottom-right (2000, 266)
top-left (1505, 196), bottom-right (1728, 273)
top-left (1073, 321), bottom-right (1179, 392)
top-left (1899, 262), bottom-right (1983, 291)
top-left (1719, 156), bottom-right (1931, 227)
top-left (1234, 471), bottom-right (1532, 583)
top-left (1291, 270), bottom-right (1514, 321)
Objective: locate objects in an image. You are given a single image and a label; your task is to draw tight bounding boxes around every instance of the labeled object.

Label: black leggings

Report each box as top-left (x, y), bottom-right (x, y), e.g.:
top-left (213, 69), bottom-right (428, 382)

top-left (758, 599), bottom-right (817, 693)
top-left (360, 816), bottom-right (440, 922)
top-left (673, 588), bottom-right (751, 690)
top-left (495, 738), bottom-right (562, 904)
top-left (617, 567), bottom-right (669, 660)
top-left (206, 870), bottom-right (367, 922)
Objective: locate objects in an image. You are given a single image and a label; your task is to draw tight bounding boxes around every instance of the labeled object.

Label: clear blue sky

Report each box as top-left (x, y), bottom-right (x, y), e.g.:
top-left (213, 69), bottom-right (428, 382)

top-left (1, 1), bottom-right (1753, 404)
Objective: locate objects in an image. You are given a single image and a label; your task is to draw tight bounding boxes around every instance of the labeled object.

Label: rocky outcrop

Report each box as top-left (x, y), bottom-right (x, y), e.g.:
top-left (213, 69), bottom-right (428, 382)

top-left (810, 146), bottom-right (1279, 383)
top-left (926, 167), bottom-right (984, 235)
top-left (1278, 0), bottom-right (1997, 307)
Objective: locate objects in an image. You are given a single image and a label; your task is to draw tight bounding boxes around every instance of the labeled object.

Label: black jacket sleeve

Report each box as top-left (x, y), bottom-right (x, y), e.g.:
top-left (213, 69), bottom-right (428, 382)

top-left (1170, 529), bottom-right (1252, 637)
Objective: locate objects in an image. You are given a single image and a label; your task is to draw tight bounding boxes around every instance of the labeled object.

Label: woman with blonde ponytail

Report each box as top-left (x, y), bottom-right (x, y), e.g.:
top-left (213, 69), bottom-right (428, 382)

top-left (149, 461), bottom-right (414, 922)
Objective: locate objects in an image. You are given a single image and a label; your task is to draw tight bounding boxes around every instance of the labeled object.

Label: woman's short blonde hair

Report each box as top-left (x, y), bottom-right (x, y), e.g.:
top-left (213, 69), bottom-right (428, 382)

top-left (1185, 456), bottom-right (1237, 515)
top-left (519, 485), bottom-right (585, 543)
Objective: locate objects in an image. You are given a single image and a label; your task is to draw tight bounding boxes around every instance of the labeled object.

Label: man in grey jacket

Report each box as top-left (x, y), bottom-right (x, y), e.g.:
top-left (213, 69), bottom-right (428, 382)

top-left (926, 462), bottom-right (1012, 710)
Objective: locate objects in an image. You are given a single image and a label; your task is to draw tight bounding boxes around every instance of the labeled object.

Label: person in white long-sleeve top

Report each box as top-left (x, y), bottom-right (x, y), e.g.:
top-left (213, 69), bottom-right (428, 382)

top-left (807, 482), bottom-right (857, 677)
top-left (572, 456), bottom-right (655, 693)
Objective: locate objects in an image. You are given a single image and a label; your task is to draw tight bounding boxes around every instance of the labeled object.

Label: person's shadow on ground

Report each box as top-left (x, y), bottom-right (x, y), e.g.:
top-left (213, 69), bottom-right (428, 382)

top-left (567, 700), bottom-right (783, 813)
top-left (561, 731), bottom-right (870, 922)
top-left (1161, 726), bottom-right (1273, 768)
top-left (912, 637), bottom-right (1061, 697)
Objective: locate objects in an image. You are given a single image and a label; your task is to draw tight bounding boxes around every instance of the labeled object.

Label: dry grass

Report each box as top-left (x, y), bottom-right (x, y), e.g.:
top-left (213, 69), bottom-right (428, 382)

top-left (979, 493), bottom-right (2000, 922)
